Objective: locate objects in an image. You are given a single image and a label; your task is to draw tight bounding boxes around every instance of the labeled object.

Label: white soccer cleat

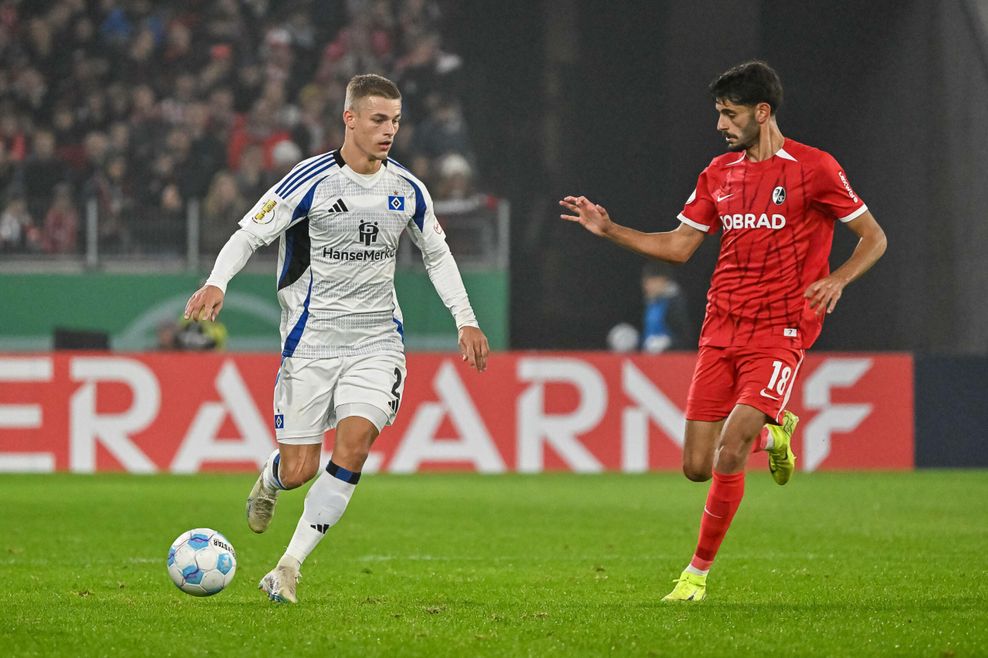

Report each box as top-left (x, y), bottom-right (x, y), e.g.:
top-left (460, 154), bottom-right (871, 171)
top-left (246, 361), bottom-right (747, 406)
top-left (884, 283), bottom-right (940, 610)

top-left (246, 466), bottom-right (280, 534)
top-left (258, 563), bottom-right (301, 604)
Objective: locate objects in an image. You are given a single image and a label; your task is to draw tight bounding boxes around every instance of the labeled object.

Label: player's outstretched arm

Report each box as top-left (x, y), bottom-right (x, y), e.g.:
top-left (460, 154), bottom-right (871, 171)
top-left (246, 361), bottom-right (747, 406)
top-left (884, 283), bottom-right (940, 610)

top-left (804, 210), bottom-right (887, 315)
top-left (458, 326), bottom-right (490, 373)
top-left (559, 195), bottom-right (705, 264)
top-left (184, 229), bottom-right (264, 322)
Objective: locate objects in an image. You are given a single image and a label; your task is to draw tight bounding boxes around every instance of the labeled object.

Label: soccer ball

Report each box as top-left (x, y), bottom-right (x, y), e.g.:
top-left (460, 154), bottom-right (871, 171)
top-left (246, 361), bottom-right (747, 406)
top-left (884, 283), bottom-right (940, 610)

top-left (167, 528), bottom-right (237, 596)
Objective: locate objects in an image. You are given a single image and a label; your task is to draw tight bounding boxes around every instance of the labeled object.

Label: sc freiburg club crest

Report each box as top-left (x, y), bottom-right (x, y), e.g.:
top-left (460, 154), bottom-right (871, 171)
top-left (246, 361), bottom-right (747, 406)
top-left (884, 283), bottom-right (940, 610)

top-left (772, 186), bottom-right (786, 205)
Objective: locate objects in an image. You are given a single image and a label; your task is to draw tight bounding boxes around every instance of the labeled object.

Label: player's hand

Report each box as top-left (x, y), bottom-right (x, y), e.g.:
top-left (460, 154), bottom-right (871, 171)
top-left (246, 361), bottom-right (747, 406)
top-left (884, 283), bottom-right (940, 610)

top-left (559, 195), bottom-right (613, 237)
top-left (458, 326), bottom-right (490, 373)
top-left (184, 285), bottom-right (225, 322)
top-left (804, 274), bottom-right (847, 315)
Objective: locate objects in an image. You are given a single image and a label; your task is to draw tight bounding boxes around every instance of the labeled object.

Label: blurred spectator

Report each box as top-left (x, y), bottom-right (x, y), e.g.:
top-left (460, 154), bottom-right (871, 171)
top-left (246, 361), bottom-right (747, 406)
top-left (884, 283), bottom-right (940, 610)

top-left (157, 317), bottom-right (228, 351)
top-left (88, 153), bottom-right (133, 253)
top-left (19, 129), bottom-right (69, 219)
top-left (41, 182), bottom-right (78, 254)
top-left (605, 262), bottom-right (694, 353)
top-left (606, 322), bottom-right (640, 353)
top-left (393, 31), bottom-right (462, 119)
top-left (202, 170), bottom-right (246, 254)
top-left (0, 0), bottom-right (479, 257)
top-left (433, 153), bottom-right (474, 200)
top-left (269, 139), bottom-right (302, 186)
top-left (150, 182), bottom-right (185, 254)
top-left (235, 143), bottom-right (268, 201)
top-left (0, 111), bottom-right (28, 162)
top-left (640, 261), bottom-right (693, 352)
top-left (412, 95), bottom-right (472, 161)
top-left (227, 98), bottom-right (292, 172)
top-left (0, 196), bottom-right (38, 252)
top-left (185, 102), bottom-right (226, 189)
top-left (0, 142), bottom-right (17, 203)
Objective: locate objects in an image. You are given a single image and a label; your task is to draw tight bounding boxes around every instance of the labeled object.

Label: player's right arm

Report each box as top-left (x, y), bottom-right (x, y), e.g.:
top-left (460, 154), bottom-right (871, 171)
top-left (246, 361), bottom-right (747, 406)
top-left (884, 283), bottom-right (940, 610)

top-left (184, 229), bottom-right (265, 322)
top-left (558, 195), bottom-right (706, 264)
top-left (185, 157), bottom-right (324, 322)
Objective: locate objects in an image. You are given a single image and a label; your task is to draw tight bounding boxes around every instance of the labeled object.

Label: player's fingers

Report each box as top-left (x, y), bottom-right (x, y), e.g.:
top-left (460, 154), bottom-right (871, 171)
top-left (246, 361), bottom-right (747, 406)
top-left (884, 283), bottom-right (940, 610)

top-left (560, 214), bottom-right (582, 223)
top-left (827, 291), bottom-right (841, 314)
top-left (467, 346), bottom-right (480, 370)
top-left (475, 339), bottom-right (489, 372)
top-left (210, 300), bottom-right (223, 322)
top-left (184, 292), bottom-right (202, 319)
top-left (460, 339), bottom-right (477, 368)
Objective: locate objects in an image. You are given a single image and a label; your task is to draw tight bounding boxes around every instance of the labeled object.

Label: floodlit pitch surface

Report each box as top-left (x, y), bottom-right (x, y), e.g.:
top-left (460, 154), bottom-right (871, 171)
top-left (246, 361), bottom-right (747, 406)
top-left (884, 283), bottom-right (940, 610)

top-left (1, 471), bottom-right (985, 657)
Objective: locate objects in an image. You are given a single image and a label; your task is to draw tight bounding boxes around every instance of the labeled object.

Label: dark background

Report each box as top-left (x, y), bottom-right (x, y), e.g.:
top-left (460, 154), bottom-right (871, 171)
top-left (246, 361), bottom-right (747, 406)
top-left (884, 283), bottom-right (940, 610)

top-left (445, 0), bottom-right (988, 355)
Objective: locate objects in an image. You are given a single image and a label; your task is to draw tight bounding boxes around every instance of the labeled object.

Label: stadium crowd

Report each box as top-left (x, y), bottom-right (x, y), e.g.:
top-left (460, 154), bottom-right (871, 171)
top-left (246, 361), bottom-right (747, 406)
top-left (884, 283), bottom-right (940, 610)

top-left (0, 0), bottom-right (477, 257)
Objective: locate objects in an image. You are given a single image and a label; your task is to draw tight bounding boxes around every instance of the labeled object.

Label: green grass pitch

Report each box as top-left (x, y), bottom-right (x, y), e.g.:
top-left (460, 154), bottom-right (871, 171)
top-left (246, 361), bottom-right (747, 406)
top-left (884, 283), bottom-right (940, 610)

top-left (1, 471), bottom-right (986, 657)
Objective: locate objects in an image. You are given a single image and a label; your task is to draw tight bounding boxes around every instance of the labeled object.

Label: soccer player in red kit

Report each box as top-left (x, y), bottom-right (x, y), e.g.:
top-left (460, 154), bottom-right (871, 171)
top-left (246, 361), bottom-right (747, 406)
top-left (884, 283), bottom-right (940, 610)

top-left (559, 61), bottom-right (887, 601)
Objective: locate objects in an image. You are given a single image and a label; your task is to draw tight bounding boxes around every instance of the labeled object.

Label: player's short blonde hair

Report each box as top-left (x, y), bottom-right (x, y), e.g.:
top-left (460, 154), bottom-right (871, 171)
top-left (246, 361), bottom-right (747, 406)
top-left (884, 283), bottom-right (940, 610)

top-left (344, 74), bottom-right (401, 111)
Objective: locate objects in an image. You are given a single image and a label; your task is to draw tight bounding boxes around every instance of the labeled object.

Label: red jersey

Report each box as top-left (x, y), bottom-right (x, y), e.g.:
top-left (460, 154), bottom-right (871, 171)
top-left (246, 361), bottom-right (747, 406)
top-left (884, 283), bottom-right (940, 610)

top-left (678, 139), bottom-right (867, 349)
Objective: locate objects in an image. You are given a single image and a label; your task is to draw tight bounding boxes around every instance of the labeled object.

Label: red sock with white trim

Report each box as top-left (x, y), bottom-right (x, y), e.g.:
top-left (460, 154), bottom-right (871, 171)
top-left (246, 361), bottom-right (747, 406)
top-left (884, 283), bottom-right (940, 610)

top-left (750, 428), bottom-right (770, 453)
top-left (688, 470), bottom-right (746, 573)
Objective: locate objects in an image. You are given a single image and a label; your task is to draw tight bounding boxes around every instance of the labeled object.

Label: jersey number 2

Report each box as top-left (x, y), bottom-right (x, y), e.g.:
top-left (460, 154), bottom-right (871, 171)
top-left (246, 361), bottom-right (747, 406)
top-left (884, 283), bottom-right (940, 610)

top-left (389, 368), bottom-right (403, 413)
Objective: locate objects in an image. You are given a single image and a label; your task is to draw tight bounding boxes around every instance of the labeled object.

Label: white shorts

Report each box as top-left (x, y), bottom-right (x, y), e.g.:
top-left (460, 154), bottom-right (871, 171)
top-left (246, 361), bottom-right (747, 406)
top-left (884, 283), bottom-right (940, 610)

top-left (273, 352), bottom-right (407, 445)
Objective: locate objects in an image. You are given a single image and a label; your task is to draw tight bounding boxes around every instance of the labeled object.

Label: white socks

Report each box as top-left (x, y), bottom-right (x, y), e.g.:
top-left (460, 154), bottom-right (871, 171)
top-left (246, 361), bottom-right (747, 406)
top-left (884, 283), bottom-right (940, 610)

top-left (261, 450), bottom-right (285, 490)
top-left (685, 564), bottom-right (709, 576)
top-left (284, 463), bottom-right (358, 565)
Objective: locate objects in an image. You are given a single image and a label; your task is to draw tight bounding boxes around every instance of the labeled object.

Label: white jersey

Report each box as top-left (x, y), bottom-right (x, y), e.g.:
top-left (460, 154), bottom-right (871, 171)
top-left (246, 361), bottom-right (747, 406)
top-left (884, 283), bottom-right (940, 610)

top-left (235, 150), bottom-right (478, 359)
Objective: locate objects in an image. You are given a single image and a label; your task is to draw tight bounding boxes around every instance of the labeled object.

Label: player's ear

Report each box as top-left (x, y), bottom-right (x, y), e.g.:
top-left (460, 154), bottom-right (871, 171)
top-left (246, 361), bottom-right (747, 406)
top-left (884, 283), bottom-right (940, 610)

top-left (755, 102), bottom-right (771, 124)
top-left (343, 109), bottom-right (355, 129)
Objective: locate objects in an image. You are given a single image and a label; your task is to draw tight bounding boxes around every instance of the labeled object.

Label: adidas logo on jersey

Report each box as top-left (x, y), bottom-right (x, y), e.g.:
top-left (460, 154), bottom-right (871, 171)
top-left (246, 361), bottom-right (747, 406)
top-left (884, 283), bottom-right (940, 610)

top-left (328, 198), bottom-right (349, 213)
top-left (310, 523), bottom-right (330, 534)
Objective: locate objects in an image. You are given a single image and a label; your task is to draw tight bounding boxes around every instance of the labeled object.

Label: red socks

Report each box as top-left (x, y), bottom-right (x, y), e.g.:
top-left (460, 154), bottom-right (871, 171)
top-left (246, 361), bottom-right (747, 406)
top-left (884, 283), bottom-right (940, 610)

top-left (751, 428), bottom-right (768, 453)
top-left (689, 470), bottom-right (745, 571)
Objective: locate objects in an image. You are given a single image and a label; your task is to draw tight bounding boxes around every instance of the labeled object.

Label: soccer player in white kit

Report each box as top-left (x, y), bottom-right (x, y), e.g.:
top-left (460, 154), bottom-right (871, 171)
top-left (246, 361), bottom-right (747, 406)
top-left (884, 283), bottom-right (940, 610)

top-left (184, 74), bottom-right (490, 603)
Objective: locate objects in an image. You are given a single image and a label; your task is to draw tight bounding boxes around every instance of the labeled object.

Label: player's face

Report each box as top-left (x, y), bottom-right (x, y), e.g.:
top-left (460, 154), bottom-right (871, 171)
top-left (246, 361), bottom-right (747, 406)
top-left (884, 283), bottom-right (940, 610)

top-left (344, 95), bottom-right (402, 161)
top-left (715, 100), bottom-right (759, 152)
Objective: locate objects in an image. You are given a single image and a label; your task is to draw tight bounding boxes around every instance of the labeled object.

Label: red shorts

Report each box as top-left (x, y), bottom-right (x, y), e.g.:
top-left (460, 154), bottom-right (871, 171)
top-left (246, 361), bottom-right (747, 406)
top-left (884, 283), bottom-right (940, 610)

top-left (685, 345), bottom-right (805, 424)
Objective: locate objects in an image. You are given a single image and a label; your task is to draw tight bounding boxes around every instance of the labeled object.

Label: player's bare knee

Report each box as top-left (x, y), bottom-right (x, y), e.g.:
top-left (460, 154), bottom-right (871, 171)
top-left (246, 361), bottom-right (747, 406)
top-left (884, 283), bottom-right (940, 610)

top-left (714, 440), bottom-right (751, 472)
top-left (333, 444), bottom-right (370, 471)
top-left (682, 462), bottom-right (712, 482)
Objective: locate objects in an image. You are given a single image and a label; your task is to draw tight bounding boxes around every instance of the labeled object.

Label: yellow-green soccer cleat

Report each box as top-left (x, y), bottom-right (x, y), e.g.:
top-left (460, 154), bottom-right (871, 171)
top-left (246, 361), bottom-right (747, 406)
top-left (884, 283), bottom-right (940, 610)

top-left (662, 570), bottom-right (707, 602)
top-left (767, 410), bottom-right (800, 485)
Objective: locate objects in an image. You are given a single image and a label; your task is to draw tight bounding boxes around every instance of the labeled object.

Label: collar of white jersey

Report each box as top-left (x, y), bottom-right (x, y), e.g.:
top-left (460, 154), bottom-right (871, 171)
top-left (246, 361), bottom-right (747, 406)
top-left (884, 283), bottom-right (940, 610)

top-left (334, 149), bottom-right (391, 188)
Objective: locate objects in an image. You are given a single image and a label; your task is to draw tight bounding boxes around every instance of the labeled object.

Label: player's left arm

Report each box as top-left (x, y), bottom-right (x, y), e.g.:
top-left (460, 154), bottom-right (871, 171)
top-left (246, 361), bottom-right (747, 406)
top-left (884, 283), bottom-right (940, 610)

top-left (804, 210), bottom-right (887, 315)
top-left (407, 185), bottom-right (490, 372)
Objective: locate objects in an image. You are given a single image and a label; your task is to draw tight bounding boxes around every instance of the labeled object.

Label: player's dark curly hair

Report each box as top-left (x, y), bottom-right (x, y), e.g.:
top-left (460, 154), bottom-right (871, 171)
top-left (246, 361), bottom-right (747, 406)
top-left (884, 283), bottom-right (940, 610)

top-left (709, 61), bottom-right (783, 114)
